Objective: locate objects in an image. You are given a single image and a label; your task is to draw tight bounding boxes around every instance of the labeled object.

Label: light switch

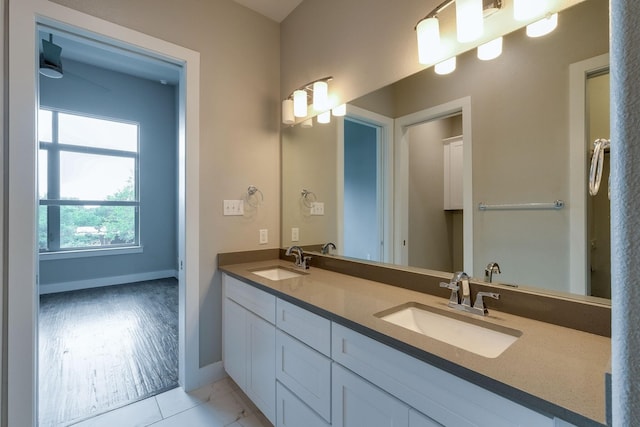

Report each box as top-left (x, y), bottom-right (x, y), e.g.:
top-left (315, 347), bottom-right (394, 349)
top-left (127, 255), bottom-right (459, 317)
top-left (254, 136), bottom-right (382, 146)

top-left (223, 200), bottom-right (244, 216)
top-left (311, 202), bottom-right (324, 215)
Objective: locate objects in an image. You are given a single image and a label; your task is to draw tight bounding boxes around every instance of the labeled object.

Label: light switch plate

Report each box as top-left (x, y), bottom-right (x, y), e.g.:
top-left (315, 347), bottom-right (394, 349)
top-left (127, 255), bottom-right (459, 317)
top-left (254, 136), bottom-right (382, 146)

top-left (223, 200), bottom-right (244, 216)
top-left (311, 202), bottom-right (324, 215)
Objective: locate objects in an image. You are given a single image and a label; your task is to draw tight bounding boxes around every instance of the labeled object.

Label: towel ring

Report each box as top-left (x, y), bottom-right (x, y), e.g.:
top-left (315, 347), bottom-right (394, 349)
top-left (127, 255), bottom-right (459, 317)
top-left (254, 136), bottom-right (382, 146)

top-left (246, 185), bottom-right (264, 208)
top-left (301, 189), bottom-right (317, 208)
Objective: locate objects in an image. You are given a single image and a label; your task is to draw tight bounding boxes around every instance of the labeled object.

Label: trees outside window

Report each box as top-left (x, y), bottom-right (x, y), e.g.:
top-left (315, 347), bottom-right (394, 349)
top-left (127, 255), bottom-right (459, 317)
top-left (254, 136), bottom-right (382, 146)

top-left (38, 109), bottom-right (140, 252)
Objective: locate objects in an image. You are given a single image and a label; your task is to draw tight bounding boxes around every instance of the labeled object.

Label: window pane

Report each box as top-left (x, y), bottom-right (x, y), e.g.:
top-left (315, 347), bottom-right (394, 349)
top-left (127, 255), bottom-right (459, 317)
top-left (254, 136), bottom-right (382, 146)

top-left (60, 205), bottom-right (136, 249)
top-left (58, 112), bottom-right (138, 152)
top-left (39, 206), bottom-right (48, 250)
top-left (60, 152), bottom-right (135, 201)
top-left (39, 149), bottom-right (48, 199)
top-left (39, 109), bottom-right (52, 143)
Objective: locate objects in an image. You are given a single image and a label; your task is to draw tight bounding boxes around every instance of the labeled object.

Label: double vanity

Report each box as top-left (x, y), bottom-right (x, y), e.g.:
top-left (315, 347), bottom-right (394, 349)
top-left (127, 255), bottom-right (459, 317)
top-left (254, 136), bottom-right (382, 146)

top-left (219, 252), bottom-right (610, 427)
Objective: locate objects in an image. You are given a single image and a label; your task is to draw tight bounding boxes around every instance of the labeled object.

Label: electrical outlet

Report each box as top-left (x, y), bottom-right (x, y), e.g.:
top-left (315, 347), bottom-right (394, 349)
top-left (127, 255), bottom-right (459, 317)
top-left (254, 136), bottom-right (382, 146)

top-left (291, 227), bottom-right (299, 242)
top-left (259, 229), bottom-right (268, 244)
top-left (223, 200), bottom-right (244, 216)
top-left (311, 202), bottom-right (324, 215)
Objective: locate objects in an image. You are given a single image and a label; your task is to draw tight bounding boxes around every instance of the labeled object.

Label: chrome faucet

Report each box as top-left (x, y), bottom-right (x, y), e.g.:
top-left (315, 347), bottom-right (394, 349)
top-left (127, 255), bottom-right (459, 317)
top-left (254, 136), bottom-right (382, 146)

top-left (484, 262), bottom-right (501, 283)
top-left (440, 271), bottom-right (500, 316)
top-left (321, 242), bottom-right (336, 255)
top-left (285, 245), bottom-right (312, 269)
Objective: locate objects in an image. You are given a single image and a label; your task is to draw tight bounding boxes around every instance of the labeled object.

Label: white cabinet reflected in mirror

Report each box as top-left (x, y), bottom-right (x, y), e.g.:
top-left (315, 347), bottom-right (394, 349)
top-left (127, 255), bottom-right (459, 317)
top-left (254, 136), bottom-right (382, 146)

top-left (281, 0), bottom-right (610, 300)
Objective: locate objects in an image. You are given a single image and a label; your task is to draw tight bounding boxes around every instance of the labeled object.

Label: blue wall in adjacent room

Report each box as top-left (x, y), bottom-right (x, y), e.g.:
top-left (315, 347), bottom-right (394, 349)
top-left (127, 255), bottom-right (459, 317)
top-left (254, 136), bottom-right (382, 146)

top-left (39, 59), bottom-right (178, 290)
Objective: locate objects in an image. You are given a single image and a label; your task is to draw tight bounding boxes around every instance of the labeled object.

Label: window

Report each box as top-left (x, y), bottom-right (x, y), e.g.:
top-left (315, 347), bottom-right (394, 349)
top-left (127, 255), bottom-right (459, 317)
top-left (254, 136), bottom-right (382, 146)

top-left (39, 108), bottom-right (140, 253)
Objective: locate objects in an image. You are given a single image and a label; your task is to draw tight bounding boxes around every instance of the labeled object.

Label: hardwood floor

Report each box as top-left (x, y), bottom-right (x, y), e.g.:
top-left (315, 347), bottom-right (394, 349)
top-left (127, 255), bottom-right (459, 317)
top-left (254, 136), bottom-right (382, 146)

top-left (38, 278), bottom-right (179, 427)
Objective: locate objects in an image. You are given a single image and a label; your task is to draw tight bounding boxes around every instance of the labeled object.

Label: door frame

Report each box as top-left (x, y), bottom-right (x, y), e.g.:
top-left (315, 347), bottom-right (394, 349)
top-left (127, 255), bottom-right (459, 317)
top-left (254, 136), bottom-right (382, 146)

top-left (568, 53), bottom-right (610, 295)
top-left (394, 97), bottom-right (473, 273)
top-left (337, 105), bottom-right (394, 263)
top-left (7, 0), bottom-right (201, 424)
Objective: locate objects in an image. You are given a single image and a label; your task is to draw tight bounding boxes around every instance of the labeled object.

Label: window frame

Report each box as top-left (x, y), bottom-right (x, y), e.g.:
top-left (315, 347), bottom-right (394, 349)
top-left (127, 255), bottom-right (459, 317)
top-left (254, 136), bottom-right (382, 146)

top-left (38, 107), bottom-right (141, 254)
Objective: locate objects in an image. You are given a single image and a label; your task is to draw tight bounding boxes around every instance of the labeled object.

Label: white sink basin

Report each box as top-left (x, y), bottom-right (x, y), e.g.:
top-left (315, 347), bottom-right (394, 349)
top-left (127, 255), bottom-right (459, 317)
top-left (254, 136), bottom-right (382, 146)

top-left (375, 303), bottom-right (521, 358)
top-left (251, 267), bottom-right (305, 281)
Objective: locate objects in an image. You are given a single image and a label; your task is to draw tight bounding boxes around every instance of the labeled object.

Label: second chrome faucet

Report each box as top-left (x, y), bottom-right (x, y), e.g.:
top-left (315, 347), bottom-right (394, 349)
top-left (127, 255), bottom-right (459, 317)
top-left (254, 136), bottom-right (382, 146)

top-left (285, 245), bottom-right (312, 270)
top-left (440, 271), bottom-right (500, 316)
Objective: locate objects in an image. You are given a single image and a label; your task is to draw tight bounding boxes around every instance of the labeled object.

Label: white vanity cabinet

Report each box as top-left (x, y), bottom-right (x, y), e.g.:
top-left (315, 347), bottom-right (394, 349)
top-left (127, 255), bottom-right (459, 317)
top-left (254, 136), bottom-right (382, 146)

top-left (222, 275), bottom-right (276, 424)
top-left (275, 298), bottom-right (332, 423)
top-left (332, 323), bottom-right (555, 427)
top-left (222, 273), bottom-right (580, 427)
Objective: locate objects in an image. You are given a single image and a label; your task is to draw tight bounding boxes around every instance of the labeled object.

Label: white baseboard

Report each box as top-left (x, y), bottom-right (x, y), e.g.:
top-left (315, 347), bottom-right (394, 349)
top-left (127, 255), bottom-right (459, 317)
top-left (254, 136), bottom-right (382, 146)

top-left (197, 361), bottom-right (227, 389)
top-left (39, 269), bottom-right (179, 294)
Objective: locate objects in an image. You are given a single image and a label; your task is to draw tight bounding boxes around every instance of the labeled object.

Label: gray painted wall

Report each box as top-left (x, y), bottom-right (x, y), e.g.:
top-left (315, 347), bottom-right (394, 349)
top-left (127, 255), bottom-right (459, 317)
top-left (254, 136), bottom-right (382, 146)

top-left (38, 59), bottom-right (177, 287)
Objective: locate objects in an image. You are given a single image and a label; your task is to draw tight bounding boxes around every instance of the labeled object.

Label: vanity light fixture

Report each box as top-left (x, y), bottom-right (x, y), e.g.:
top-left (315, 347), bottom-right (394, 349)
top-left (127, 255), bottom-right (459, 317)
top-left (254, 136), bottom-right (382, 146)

top-left (282, 99), bottom-right (295, 124)
top-left (332, 104), bottom-right (346, 117)
top-left (435, 56), bottom-right (457, 75)
top-left (526, 13), bottom-right (558, 38)
top-left (416, 0), bottom-right (503, 65)
top-left (317, 110), bottom-right (331, 124)
top-left (293, 89), bottom-right (307, 118)
top-left (513, 0), bottom-right (548, 21)
top-left (301, 118), bottom-right (313, 128)
top-left (313, 80), bottom-right (329, 111)
top-left (477, 36), bottom-right (503, 60)
top-left (282, 76), bottom-right (335, 125)
top-left (456, 0), bottom-right (483, 43)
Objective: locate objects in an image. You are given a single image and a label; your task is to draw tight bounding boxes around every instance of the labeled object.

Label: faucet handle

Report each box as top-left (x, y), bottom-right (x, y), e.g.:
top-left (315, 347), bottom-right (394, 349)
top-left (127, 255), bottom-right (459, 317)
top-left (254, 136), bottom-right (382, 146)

top-left (302, 255), bottom-right (312, 270)
top-left (440, 282), bottom-right (459, 305)
top-left (473, 291), bottom-right (500, 313)
top-left (439, 281), bottom-right (458, 290)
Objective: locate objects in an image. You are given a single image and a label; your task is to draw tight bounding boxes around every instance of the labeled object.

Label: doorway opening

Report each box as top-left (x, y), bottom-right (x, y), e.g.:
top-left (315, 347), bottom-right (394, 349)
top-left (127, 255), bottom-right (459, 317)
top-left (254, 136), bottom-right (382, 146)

top-left (394, 97), bottom-right (473, 273)
top-left (337, 105), bottom-right (394, 263)
top-left (36, 25), bottom-right (181, 425)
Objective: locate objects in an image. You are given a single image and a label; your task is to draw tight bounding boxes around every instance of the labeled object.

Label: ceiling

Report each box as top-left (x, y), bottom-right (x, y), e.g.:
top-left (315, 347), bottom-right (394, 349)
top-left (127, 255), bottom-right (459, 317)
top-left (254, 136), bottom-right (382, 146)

top-left (38, 27), bottom-right (182, 85)
top-left (232, 0), bottom-right (303, 22)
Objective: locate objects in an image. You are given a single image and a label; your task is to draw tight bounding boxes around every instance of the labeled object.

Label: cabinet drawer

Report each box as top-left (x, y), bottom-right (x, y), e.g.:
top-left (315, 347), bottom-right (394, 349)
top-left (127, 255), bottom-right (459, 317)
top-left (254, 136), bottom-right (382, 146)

top-left (276, 298), bottom-right (331, 356)
top-left (224, 274), bottom-right (276, 324)
top-left (332, 323), bottom-right (553, 427)
top-left (276, 330), bottom-right (331, 421)
top-left (277, 381), bottom-right (330, 427)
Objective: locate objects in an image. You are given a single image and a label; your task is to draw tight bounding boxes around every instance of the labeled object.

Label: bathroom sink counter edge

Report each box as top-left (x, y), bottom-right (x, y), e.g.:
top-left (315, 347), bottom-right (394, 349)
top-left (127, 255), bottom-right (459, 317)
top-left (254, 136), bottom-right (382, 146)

top-left (220, 259), bottom-right (610, 427)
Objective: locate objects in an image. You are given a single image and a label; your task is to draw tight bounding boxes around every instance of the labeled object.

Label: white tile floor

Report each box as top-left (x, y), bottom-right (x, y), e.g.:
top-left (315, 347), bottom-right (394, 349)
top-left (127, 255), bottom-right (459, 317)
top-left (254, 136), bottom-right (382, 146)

top-left (69, 377), bottom-right (273, 427)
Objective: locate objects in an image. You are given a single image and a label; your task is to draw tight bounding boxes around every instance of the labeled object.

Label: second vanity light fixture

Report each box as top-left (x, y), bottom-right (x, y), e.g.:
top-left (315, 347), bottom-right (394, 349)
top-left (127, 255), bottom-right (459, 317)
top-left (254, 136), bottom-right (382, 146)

top-left (282, 76), bottom-right (346, 125)
top-left (416, 0), bottom-right (559, 74)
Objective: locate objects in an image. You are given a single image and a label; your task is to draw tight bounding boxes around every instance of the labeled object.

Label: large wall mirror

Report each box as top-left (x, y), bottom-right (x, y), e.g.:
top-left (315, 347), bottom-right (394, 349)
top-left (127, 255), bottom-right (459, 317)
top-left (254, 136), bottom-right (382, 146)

top-left (281, 0), bottom-right (609, 300)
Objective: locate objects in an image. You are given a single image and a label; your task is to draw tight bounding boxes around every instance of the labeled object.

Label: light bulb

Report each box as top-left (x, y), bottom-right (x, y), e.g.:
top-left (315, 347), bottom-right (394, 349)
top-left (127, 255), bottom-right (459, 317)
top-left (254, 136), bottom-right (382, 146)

top-left (526, 13), bottom-right (558, 38)
top-left (332, 104), bottom-right (346, 116)
top-left (456, 0), bottom-right (483, 43)
top-left (293, 89), bottom-right (307, 117)
top-left (477, 37), bottom-right (503, 60)
top-left (282, 99), bottom-right (295, 124)
top-left (513, 0), bottom-right (548, 21)
top-left (317, 111), bottom-right (331, 124)
top-left (416, 17), bottom-right (441, 64)
top-left (313, 81), bottom-right (329, 111)
top-left (434, 57), bottom-right (456, 75)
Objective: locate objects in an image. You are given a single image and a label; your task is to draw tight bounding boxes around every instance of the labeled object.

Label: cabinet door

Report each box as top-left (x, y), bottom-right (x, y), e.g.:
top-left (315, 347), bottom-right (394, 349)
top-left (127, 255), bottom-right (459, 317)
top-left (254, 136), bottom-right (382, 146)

top-left (246, 311), bottom-right (276, 425)
top-left (277, 382), bottom-right (330, 427)
top-left (223, 297), bottom-right (246, 389)
top-left (332, 364), bottom-right (408, 427)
